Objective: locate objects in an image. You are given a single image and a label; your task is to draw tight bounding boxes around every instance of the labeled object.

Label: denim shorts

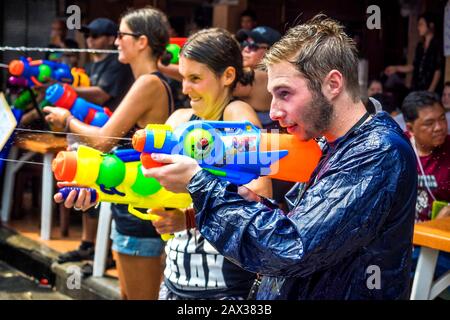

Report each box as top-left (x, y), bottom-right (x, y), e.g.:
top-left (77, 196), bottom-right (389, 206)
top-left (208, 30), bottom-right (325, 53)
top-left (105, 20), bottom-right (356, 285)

top-left (110, 221), bottom-right (165, 257)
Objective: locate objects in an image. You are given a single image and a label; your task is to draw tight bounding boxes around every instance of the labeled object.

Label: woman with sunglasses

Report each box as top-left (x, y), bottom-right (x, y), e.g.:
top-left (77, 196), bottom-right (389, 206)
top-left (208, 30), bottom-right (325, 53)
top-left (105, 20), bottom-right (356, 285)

top-left (148, 28), bottom-right (272, 300)
top-left (233, 26), bottom-right (294, 212)
top-left (234, 26), bottom-right (281, 122)
top-left (44, 6), bottom-right (173, 300)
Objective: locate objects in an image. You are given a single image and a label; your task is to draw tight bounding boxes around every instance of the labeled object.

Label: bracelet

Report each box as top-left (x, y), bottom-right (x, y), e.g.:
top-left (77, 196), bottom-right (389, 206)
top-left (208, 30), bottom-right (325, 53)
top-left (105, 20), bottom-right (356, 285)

top-left (64, 115), bottom-right (75, 132)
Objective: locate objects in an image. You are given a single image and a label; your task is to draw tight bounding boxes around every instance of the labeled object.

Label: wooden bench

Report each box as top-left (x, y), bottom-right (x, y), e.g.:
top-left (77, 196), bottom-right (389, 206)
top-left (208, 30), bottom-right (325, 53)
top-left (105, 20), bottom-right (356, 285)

top-left (410, 217), bottom-right (450, 299)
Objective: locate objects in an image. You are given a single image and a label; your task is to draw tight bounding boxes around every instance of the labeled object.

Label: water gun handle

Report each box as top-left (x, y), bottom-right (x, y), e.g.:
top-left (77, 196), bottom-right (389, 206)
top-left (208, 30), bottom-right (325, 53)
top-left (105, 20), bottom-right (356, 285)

top-left (58, 187), bottom-right (98, 204)
top-left (58, 186), bottom-right (173, 241)
top-left (127, 206), bottom-right (173, 241)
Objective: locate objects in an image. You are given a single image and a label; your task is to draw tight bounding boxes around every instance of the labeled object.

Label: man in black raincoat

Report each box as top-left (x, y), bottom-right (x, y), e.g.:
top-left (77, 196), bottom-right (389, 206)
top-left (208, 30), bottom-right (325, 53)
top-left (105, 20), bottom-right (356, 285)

top-left (143, 15), bottom-right (418, 300)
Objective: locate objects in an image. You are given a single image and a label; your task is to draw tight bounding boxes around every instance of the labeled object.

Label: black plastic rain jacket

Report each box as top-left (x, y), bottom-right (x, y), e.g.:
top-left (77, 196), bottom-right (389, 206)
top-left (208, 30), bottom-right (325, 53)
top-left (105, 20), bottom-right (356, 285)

top-left (188, 112), bottom-right (417, 300)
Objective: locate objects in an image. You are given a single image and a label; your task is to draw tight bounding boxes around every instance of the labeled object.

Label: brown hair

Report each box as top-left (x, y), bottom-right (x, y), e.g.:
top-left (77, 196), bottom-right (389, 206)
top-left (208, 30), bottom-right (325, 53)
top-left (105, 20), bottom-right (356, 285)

top-left (181, 28), bottom-right (254, 89)
top-left (263, 14), bottom-right (360, 102)
top-left (121, 6), bottom-right (169, 59)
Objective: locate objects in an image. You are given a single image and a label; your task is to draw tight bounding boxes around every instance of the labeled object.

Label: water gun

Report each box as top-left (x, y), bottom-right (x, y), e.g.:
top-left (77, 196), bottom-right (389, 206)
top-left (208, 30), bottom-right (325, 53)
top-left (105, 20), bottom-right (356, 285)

top-left (45, 83), bottom-right (112, 127)
top-left (0, 92), bottom-right (24, 175)
top-left (52, 145), bottom-right (192, 240)
top-left (8, 57), bottom-right (90, 87)
top-left (132, 121), bottom-right (322, 185)
top-left (165, 37), bottom-right (187, 64)
top-left (7, 76), bottom-right (29, 92)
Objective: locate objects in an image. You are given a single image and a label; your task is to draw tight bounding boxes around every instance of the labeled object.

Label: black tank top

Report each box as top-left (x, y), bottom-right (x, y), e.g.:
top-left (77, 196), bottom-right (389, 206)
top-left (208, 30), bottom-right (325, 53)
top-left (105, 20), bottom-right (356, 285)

top-left (113, 71), bottom-right (175, 238)
top-left (165, 107), bottom-right (256, 299)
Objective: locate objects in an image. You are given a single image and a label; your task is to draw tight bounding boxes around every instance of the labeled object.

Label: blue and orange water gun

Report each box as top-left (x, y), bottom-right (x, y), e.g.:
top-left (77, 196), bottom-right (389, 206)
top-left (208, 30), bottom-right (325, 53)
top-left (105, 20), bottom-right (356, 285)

top-left (52, 145), bottom-right (192, 240)
top-left (132, 121), bottom-right (322, 185)
top-left (45, 83), bottom-right (112, 127)
top-left (8, 57), bottom-right (90, 87)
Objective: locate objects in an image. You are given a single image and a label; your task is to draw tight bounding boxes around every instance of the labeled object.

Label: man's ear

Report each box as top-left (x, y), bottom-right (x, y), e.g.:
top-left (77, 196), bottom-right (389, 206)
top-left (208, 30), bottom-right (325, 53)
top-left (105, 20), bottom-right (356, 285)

top-left (406, 122), bottom-right (414, 135)
top-left (222, 66), bottom-right (236, 87)
top-left (322, 69), bottom-right (343, 100)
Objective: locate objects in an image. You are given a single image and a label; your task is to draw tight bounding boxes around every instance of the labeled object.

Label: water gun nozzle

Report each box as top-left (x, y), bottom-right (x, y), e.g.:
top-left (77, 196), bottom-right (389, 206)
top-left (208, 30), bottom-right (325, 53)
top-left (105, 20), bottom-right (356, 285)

top-left (52, 151), bottom-right (77, 181)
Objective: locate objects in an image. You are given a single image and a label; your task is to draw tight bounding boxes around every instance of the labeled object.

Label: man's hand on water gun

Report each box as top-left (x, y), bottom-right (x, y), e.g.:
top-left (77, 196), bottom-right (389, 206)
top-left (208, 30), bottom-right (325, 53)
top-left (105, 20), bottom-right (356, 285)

top-left (148, 208), bottom-right (186, 234)
top-left (237, 186), bottom-right (262, 203)
top-left (54, 182), bottom-right (97, 211)
top-left (141, 153), bottom-right (202, 193)
top-left (43, 106), bottom-right (71, 128)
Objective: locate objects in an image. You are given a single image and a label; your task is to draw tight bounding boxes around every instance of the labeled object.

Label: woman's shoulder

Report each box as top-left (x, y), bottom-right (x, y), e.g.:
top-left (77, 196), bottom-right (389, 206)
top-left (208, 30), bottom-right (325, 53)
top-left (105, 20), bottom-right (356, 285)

top-left (166, 108), bottom-right (194, 127)
top-left (223, 99), bottom-right (261, 127)
top-left (224, 99), bottom-right (254, 115)
top-left (132, 73), bottom-right (166, 92)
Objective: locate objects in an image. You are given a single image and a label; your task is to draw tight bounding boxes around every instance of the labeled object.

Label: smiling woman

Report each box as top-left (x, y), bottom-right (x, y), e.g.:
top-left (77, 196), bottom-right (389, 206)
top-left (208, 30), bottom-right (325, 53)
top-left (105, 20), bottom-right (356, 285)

top-left (142, 27), bottom-right (273, 300)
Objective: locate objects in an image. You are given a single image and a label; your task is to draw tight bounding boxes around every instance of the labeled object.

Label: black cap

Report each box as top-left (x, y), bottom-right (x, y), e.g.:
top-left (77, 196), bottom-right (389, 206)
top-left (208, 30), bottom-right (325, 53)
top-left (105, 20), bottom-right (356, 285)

top-left (237, 26), bottom-right (281, 46)
top-left (80, 18), bottom-right (118, 36)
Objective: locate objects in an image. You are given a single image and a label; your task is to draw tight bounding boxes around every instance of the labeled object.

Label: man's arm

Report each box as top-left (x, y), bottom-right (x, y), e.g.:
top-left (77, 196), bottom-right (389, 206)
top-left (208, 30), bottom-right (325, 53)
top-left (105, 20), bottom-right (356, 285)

top-left (190, 140), bottom-right (414, 277)
top-left (427, 70), bottom-right (441, 92)
top-left (74, 86), bottom-right (111, 106)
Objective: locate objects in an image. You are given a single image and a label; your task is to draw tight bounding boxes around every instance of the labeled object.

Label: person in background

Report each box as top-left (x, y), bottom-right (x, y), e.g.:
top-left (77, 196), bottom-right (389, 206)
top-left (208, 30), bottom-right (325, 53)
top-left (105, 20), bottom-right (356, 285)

top-left (402, 91), bottom-right (450, 222)
top-left (441, 81), bottom-right (450, 131)
top-left (78, 18), bottom-right (134, 108)
top-left (239, 9), bottom-right (258, 32)
top-left (234, 26), bottom-right (281, 128)
top-left (367, 79), bottom-right (383, 97)
top-left (46, 18), bottom-right (68, 61)
top-left (385, 13), bottom-right (443, 93)
top-left (401, 90), bottom-right (450, 284)
top-left (232, 26), bottom-right (293, 210)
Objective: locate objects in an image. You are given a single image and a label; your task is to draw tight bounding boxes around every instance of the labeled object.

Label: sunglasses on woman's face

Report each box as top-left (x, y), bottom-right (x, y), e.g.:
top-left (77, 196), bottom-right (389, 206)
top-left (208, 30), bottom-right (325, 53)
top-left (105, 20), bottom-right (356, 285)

top-left (241, 41), bottom-right (269, 52)
top-left (116, 31), bottom-right (142, 40)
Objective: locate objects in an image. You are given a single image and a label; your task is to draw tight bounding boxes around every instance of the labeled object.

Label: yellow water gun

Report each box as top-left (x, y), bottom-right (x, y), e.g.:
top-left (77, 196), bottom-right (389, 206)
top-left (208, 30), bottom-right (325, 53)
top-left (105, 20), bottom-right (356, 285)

top-left (52, 145), bottom-right (192, 240)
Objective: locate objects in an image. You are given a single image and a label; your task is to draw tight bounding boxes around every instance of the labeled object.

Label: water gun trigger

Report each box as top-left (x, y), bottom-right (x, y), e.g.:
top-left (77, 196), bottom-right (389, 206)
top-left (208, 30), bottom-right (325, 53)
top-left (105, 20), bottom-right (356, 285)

top-left (127, 205), bottom-right (174, 241)
top-left (140, 152), bottom-right (165, 169)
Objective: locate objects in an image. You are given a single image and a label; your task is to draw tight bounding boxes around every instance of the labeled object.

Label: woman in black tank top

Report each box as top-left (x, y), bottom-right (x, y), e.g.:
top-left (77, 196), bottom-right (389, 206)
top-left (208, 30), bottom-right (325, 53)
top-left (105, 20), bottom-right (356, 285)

top-left (45, 7), bottom-right (174, 300)
top-left (148, 28), bottom-right (272, 300)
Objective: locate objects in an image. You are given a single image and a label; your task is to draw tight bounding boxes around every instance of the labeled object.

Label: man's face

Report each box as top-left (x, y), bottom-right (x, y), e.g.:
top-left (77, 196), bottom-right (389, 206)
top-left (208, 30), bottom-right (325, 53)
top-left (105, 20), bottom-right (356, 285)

top-left (442, 86), bottom-right (450, 111)
top-left (86, 33), bottom-right (115, 50)
top-left (267, 60), bottom-right (334, 141)
top-left (408, 103), bottom-right (447, 149)
top-left (367, 81), bottom-right (382, 97)
top-left (417, 18), bottom-right (429, 37)
top-left (240, 16), bottom-right (256, 31)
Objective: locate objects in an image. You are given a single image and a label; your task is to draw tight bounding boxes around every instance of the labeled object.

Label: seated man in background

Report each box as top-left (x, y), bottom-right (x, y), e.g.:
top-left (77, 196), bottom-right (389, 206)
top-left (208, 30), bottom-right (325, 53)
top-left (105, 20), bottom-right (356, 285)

top-left (402, 91), bottom-right (449, 222)
top-left (402, 91), bottom-right (450, 282)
